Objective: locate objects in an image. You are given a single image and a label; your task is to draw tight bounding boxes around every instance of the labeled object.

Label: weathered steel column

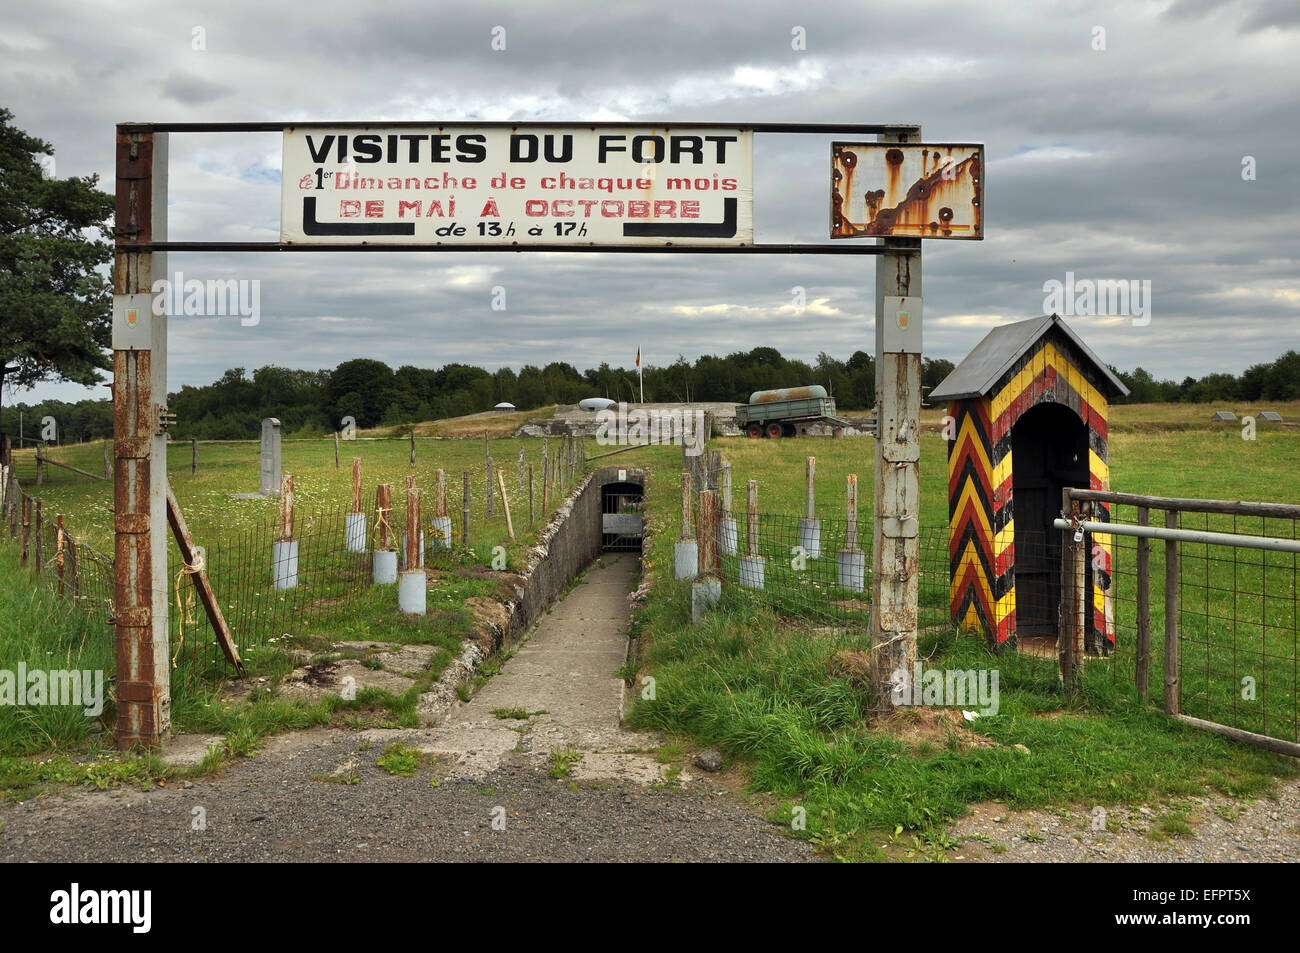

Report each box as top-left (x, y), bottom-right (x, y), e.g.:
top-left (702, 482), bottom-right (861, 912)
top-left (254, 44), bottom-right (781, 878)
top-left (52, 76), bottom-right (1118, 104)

top-left (871, 125), bottom-right (922, 712)
top-left (112, 125), bottom-right (170, 747)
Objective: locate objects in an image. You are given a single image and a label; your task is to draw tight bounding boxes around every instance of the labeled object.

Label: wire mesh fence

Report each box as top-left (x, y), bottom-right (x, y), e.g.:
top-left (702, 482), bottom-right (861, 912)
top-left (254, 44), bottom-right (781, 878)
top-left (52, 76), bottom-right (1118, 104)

top-left (710, 508), bottom-right (952, 632)
top-left (1, 447), bottom-right (589, 681)
top-left (1077, 495), bottom-right (1300, 746)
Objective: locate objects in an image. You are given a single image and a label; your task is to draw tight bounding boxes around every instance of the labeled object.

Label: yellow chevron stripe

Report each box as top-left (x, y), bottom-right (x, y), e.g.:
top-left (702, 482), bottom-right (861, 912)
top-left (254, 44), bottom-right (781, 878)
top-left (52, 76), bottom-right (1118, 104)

top-left (995, 518), bottom-right (1015, 555)
top-left (951, 412), bottom-right (993, 475)
top-left (949, 480), bottom-right (994, 537)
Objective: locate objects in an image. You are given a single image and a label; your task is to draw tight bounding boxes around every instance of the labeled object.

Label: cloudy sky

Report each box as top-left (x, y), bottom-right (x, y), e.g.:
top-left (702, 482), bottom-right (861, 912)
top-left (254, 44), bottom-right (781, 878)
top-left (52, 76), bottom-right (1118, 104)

top-left (4, 0), bottom-right (1298, 405)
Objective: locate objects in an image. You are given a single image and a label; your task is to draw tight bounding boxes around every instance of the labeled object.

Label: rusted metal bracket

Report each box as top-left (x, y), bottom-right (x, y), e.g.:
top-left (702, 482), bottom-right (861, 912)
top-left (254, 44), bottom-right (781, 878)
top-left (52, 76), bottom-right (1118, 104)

top-left (165, 483), bottom-right (242, 673)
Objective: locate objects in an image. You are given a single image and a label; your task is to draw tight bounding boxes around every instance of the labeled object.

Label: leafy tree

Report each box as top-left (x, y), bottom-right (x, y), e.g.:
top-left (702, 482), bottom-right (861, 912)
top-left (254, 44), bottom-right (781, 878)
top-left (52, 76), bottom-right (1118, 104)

top-left (0, 108), bottom-right (114, 417)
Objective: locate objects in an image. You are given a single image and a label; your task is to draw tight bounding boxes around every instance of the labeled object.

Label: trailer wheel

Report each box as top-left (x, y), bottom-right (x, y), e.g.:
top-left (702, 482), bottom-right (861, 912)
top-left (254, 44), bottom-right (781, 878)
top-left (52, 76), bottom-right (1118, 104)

top-left (766, 422), bottom-right (783, 439)
top-left (746, 423), bottom-right (763, 439)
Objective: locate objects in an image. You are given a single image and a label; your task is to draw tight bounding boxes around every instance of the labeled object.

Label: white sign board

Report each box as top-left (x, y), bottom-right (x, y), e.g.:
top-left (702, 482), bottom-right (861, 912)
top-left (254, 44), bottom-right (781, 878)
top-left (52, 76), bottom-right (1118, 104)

top-left (281, 126), bottom-right (753, 246)
top-left (831, 143), bottom-right (983, 240)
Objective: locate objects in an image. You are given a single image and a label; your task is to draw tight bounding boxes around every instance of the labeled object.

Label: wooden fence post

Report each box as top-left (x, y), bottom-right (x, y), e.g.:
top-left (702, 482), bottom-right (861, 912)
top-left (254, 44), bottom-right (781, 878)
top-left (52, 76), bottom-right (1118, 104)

top-left (334, 431), bottom-right (340, 469)
top-left (377, 483), bottom-right (393, 550)
top-left (56, 514), bottom-right (65, 597)
top-left (1136, 504), bottom-right (1151, 701)
top-left (462, 471), bottom-right (471, 546)
top-left (486, 456), bottom-right (494, 518)
top-left (191, 437), bottom-right (197, 476)
top-left (279, 474), bottom-right (294, 541)
top-left (518, 446), bottom-right (525, 493)
top-left (528, 463), bottom-right (535, 526)
top-left (20, 494), bottom-right (30, 561)
top-left (698, 489), bottom-right (718, 574)
top-left (106, 441), bottom-right (113, 479)
top-left (352, 458), bottom-right (363, 513)
top-left (410, 428), bottom-right (416, 466)
top-left (34, 499), bottom-right (43, 572)
top-left (747, 480), bottom-right (759, 557)
top-left (681, 472), bottom-right (692, 540)
top-left (497, 470), bottom-right (515, 542)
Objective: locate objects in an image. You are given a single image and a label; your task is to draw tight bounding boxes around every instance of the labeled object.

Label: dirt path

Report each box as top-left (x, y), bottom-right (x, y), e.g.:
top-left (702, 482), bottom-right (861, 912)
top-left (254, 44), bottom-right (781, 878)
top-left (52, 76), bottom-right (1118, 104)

top-left (0, 554), bottom-right (814, 863)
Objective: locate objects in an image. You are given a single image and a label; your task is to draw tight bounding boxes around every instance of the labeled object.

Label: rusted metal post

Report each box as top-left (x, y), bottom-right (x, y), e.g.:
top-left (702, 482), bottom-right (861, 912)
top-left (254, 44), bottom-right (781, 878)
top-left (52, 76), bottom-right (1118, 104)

top-left (486, 456), bottom-right (494, 518)
top-left (112, 124), bottom-right (171, 747)
top-left (1136, 504), bottom-right (1151, 701)
top-left (462, 471), bottom-right (471, 545)
top-left (1164, 509), bottom-right (1179, 715)
top-left (528, 463), bottom-right (535, 526)
top-left (870, 124), bottom-right (922, 712)
top-left (542, 451), bottom-right (550, 513)
top-left (376, 483), bottom-right (393, 549)
top-left (738, 479), bottom-right (765, 589)
top-left (191, 437), bottom-right (196, 476)
top-left (36, 449), bottom-right (44, 486)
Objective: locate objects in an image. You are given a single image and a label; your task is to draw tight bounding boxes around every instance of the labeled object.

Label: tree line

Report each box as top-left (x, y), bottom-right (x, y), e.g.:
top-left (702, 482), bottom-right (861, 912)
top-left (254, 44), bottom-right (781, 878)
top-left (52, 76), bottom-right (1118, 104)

top-left (6, 347), bottom-right (1297, 445)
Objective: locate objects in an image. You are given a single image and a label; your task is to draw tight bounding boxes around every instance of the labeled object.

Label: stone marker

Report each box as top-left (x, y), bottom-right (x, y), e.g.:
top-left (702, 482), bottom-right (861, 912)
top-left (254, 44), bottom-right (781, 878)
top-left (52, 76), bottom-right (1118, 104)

top-left (259, 417), bottom-right (282, 496)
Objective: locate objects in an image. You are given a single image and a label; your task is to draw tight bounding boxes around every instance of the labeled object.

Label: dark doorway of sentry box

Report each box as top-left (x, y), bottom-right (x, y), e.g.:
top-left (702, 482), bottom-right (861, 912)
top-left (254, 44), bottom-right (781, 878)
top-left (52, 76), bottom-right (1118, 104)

top-left (1011, 401), bottom-right (1090, 644)
top-left (601, 482), bottom-right (644, 552)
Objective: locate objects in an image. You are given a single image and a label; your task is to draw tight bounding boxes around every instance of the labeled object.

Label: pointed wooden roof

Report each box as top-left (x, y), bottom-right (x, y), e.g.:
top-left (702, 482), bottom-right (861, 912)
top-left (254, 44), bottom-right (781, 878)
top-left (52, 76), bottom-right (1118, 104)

top-left (928, 313), bottom-right (1129, 402)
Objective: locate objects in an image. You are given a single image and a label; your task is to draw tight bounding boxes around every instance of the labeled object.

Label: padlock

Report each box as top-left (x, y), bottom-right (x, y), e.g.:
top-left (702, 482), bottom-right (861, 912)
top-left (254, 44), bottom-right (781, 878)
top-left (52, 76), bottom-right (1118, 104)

top-left (1073, 529), bottom-right (1084, 543)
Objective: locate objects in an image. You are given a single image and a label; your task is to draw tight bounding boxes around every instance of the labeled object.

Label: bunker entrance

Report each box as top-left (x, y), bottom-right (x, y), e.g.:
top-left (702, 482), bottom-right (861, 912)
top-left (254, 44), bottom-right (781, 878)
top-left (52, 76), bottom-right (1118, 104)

top-left (601, 482), bottom-right (644, 552)
top-left (1011, 402), bottom-right (1090, 644)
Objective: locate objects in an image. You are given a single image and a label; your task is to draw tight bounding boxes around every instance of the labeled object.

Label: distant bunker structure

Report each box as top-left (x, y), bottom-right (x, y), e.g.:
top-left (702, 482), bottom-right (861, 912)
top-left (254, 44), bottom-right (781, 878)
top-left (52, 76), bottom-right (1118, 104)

top-left (931, 313), bottom-right (1129, 653)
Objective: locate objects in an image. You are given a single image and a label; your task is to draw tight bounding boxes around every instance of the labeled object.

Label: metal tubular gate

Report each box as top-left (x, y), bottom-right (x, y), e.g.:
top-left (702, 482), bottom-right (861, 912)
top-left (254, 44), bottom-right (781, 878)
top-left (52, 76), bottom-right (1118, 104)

top-left (1058, 488), bottom-right (1300, 758)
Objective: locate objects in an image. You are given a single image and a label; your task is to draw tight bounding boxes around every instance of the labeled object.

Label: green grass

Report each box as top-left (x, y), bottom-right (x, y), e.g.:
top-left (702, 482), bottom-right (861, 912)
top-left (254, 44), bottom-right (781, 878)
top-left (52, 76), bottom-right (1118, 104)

top-left (549, 748), bottom-right (582, 779)
top-left (626, 411), bottom-right (1300, 859)
top-left (375, 742), bottom-right (423, 776)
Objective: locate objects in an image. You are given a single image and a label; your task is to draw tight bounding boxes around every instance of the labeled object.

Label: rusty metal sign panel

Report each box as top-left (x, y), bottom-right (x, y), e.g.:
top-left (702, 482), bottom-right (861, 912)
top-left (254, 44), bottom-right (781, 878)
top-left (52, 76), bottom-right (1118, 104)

top-left (830, 143), bottom-right (983, 240)
top-left (281, 126), bottom-right (753, 247)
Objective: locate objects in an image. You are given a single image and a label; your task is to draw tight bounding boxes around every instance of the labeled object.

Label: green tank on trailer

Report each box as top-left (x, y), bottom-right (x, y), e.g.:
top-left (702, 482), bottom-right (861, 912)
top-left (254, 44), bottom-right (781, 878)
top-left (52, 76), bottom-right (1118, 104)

top-left (735, 385), bottom-right (850, 438)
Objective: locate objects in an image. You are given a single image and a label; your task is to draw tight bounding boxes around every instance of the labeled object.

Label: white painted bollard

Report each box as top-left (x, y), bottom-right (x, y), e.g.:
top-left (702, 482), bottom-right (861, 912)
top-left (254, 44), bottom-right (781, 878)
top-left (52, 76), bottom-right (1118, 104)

top-left (345, 512), bottom-right (367, 553)
top-left (799, 456), bottom-right (820, 558)
top-left (675, 540), bottom-right (698, 581)
top-left (719, 516), bottom-right (738, 555)
top-left (272, 540), bottom-right (298, 590)
top-left (740, 479), bottom-right (764, 589)
top-left (373, 549), bottom-right (398, 585)
top-left (398, 570), bottom-right (426, 614)
top-left (691, 577), bottom-right (721, 623)
top-left (430, 516), bottom-right (452, 551)
top-left (838, 549), bottom-right (865, 592)
top-left (739, 555), bottom-right (765, 589)
top-left (798, 518), bottom-right (821, 560)
top-left (401, 531), bottom-right (424, 569)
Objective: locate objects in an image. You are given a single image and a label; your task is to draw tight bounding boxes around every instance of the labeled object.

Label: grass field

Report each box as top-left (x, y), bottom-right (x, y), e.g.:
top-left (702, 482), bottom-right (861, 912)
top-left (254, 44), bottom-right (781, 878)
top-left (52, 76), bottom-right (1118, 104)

top-left (3, 401), bottom-right (1298, 844)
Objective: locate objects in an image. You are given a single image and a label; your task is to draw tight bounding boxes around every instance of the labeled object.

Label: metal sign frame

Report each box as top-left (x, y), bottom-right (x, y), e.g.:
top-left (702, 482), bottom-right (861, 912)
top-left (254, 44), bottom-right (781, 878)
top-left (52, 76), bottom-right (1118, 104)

top-left (111, 120), bottom-right (939, 746)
